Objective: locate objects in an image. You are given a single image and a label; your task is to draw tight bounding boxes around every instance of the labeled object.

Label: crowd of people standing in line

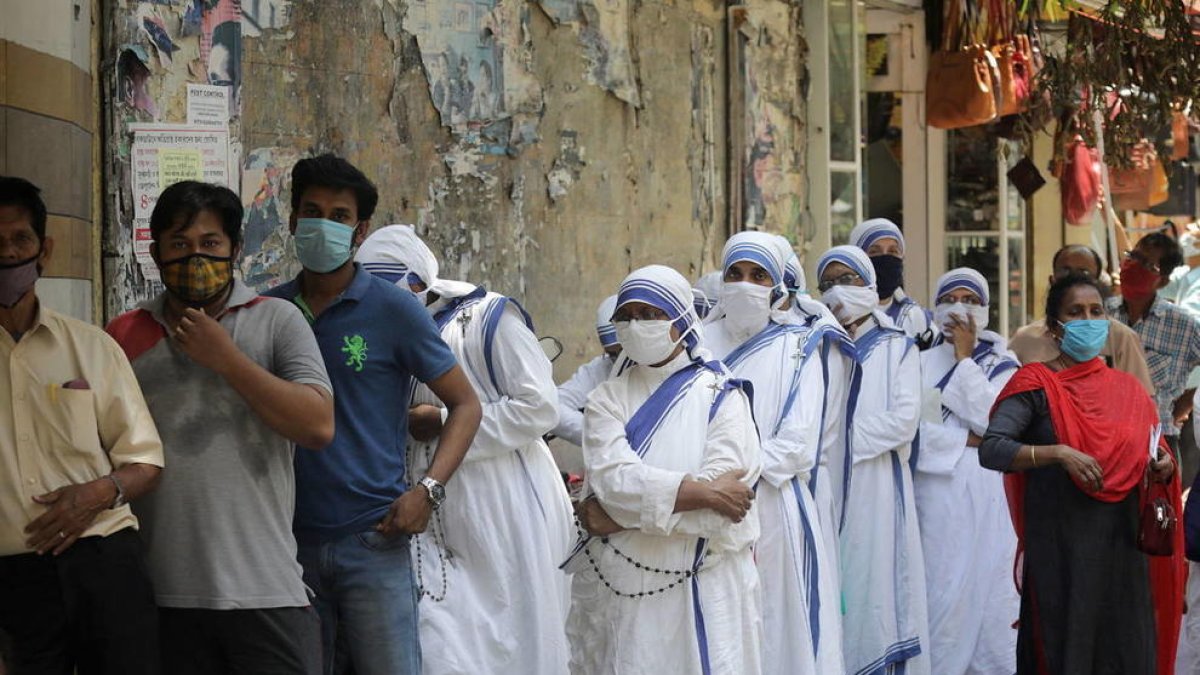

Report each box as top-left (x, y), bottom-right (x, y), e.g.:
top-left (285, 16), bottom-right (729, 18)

top-left (0, 153), bottom-right (1195, 675)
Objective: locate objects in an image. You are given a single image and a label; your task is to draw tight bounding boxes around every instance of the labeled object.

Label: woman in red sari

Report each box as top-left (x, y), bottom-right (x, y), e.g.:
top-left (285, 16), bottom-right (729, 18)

top-left (980, 273), bottom-right (1180, 674)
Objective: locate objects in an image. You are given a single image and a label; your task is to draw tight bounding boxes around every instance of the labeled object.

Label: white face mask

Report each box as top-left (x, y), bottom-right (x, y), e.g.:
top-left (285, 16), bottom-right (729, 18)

top-left (721, 281), bottom-right (773, 337)
top-left (821, 284), bottom-right (879, 325)
top-left (614, 319), bottom-right (684, 367)
top-left (933, 302), bottom-right (990, 336)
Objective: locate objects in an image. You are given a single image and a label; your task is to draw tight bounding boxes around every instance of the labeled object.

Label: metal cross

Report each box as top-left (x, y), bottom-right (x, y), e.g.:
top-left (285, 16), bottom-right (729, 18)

top-left (458, 309), bottom-right (472, 337)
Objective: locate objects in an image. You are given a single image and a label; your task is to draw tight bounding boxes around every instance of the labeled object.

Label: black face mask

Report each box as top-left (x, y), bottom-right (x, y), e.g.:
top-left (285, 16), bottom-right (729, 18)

top-left (871, 255), bottom-right (904, 300)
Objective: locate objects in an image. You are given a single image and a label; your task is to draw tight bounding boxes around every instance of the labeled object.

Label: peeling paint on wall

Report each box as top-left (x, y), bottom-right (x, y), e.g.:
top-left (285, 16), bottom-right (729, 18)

top-left (731, 0), bottom-right (807, 246)
top-left (102, 0), bottom-right (810, 383)
top-left (538, 0), bottom-right (641, 106)
top-left (404, 0), bottom-right (544, 153)
top-left (546, 130), bottom-right (584, 201)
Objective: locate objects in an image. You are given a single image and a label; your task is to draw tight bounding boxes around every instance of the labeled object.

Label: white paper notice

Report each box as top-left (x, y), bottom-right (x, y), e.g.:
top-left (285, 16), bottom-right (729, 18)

top-left (186, 84), bottom-right (231, 128)
top-left (129, 124), bottom-right (232, 273)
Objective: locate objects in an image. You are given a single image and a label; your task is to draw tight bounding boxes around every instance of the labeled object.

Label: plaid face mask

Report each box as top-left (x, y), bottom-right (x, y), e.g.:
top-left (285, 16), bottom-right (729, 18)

top-left (160, 253), bottom-right (234, 306)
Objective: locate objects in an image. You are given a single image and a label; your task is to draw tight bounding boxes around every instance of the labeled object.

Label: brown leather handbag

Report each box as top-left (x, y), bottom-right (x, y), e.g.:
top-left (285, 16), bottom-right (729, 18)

top-left (1109, 142), bottom-right (1169, 212)
top-left (927, 0), bottom-right (1001, 129)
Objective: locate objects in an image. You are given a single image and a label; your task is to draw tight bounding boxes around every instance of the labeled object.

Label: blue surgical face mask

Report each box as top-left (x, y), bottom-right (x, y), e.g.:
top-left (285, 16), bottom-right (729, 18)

top-left (1059, 319), bottom-right (1110, 362)
top-left (294, 218), bottom-right (355, 273)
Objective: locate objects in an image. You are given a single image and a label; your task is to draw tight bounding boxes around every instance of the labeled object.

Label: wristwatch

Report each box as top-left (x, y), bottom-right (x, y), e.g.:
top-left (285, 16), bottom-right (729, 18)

top-left (419, 476), bottom-right (446, 510)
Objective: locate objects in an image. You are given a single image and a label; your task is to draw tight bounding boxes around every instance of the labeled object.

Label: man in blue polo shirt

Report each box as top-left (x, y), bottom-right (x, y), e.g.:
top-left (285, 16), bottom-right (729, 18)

top-left (266, 154), bottom-right (482, 675)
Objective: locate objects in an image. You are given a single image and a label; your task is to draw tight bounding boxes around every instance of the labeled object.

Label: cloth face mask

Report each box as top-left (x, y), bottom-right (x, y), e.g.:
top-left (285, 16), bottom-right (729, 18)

top-left (932, 302), bottom-right (990, 336)
top-left (871, 255), bottom-right (905, 300)
top-left (1059, 319), bottom-right (1110, 362)
top-left (159, 253), bottom-right (235, 307)
top-left (1119, 258), bottom-right (1159, 302)
top-left (614, 319), bottom-right (683, 366)
top-left (0, 254), bottom-right (40, 308)
top-left (295, 218), bottom-right (355, 273)
top-left (721, 281), bottom-right (774, 338)
top-left (821, 284), bottom-right (879, 326)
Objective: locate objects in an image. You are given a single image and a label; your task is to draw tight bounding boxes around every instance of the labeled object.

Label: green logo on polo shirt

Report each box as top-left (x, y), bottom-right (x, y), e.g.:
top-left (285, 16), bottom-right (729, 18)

top-left (342, 334), bottom-right (368, 372)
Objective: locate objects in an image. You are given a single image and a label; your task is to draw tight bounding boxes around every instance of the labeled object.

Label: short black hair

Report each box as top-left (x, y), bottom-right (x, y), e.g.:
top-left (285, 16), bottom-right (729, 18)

top-left (290, 154), bottom-right (378, 222)
top-left (1046, 271), bottom-right (1108, 325)
top-left (1137, 232), bottom-right (1184, 278)
top-left (150, 181), bottom-right (243, 247)
top-left (0, 176), bottom-right (48, 242)
top-left (1051, 244), bottom-right (1104, 275)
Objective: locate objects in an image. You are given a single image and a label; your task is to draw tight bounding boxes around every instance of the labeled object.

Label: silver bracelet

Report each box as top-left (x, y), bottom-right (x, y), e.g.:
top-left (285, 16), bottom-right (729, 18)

top-left (106, 474), bottom-right (126, 509)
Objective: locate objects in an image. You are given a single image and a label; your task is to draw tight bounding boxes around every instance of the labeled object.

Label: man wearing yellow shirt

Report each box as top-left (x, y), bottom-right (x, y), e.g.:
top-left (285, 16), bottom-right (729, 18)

top-left (0, 176), bottom-right (165, 674)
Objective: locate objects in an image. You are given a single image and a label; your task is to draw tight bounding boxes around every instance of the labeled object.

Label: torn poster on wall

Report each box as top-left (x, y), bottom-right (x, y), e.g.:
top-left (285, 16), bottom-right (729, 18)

top-left (118, 47), bottom-right (159, 118)
top-left (241, 0), bottom-right (290, 37)
top-left (731, 1), bottom-right (805, 236)
top-left (239, 147), bottom-right (302, 290)
top-left (405, 0), bottom-right (543, 156)
top-left (200, 0), bottom-right (242, 102)
top-left (538, 0), bottom-right (641, 107)
top-left (129, 124), bottom-right (232, 280)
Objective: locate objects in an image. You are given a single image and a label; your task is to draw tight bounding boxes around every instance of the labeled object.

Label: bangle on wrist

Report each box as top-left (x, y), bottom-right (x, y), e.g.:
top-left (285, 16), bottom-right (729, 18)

top-left (1031, 446), bottom-right (1038, 468)
top-left (105, 473), bottom-right (126, 509)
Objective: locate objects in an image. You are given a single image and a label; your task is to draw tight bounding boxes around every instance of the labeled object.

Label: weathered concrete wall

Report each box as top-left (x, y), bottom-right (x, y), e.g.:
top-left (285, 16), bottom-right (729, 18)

top-left (101, 0), bottom-right (809, 378)
top-left (3, 0), bottom-right (98, 322)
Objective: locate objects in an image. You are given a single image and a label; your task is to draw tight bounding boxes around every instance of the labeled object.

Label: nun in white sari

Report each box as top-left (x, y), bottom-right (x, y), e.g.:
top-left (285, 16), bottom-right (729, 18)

top-left (783, 247), bottom-right (856, 562)
top-left (914, 268), bottom-right (1019, 675)
top-left (357, 226), bottom-right (574, 675)
top-left (705, 232), bottom-right (844, 675)
top-left (817, 245), bottom-right (930, 675)
top-left (567, 265), bottom-right (763, 675)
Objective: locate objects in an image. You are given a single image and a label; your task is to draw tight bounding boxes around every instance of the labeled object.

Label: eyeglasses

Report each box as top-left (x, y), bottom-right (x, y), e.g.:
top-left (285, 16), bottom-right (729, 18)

top-left (817, 272), bottom-right (862, 292)
top-left (936, 295), bottom-right (984, 306)
top-left (1123, 250), bottom-right (1161, 275)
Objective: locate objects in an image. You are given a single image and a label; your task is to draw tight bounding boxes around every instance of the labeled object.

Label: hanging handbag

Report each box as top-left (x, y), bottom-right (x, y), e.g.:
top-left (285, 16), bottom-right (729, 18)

top-left (988, 0), bottom-right (1026, 116)
top-left (1110, 142), bottom-right (1169, 212)
top-left (927, 0), bottom-right (1001, 129)
top-left (1139, 470), bottom-right (1177, 557)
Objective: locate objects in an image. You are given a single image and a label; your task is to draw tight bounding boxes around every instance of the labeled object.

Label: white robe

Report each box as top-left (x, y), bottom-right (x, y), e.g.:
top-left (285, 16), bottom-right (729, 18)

top-left (567, 352), bottom-right (763, 675)
top-left (881, 289), bottom-right (931, 343)
top-left (914, 336), bottom-right (1020, 675)
top-left (792, 304), bottom-right (856, 575)
top-left (708, 319), bottom-right (845, 674)
top-left (841, 314), bottom-right (931, 675)
top-left (408, 291), bottom-right (574, 675)
top-left (554, 354), bottom-right (614, 447)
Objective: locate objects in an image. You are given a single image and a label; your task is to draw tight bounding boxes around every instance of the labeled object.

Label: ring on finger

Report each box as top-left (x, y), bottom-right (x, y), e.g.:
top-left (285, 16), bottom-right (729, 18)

top-left (58, 530), bottom-right (66, 540)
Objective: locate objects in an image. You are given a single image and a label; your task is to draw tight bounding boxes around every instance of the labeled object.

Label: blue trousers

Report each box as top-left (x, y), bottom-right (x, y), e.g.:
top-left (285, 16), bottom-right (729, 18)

top-left (297, 531), bottom-right (421, 675)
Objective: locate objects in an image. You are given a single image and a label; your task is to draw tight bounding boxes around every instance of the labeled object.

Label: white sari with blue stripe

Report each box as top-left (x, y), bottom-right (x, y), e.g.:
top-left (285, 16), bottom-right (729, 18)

top-left (914, 334), bottom-right (1020, 675)
top-left (407, 288), bottom-right (575, 675)
top-left (708, 318), bottom-right (846, 675)
top-left (566, 352), bottom-right (763, 675)
top-left (841, 313), bottom-right (931, 675)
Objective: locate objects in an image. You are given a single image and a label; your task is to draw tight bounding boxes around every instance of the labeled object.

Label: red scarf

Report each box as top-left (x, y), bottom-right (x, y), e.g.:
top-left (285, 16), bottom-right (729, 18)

top-left (992, 357), bottom-right (1183, 675)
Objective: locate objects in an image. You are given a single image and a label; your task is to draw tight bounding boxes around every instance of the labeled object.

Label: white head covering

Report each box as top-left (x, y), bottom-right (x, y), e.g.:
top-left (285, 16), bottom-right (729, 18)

top-left (355, 224), bottom-right (477, 299)
top-left (781, 245), bottom-right (838, 323)
top-left (934, 267), bottom-right (990, 306)
top-left (849, 218), bottom-right (905, 255)
top-left (693, 271), bottom-right (724, 319)
top-left (722, 231), bottom-right (788, 287)
top-left (617, 265), bottom-right (707, 356)
top-left (816, 245), bottom-right (877, 289)
top-left (596, 294), bottom-right (619, 347)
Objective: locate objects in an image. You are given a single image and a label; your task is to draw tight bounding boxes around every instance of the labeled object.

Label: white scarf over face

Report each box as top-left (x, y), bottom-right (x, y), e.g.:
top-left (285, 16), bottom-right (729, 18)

top-left (355, 224), bottom-right (477, 300)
